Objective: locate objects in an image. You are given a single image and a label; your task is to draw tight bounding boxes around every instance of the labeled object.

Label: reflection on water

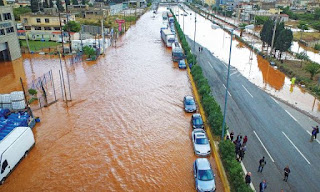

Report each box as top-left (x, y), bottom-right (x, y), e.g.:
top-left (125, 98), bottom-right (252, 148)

top-left (174, 6), bottom-right (320, 118)
top-left (0, 8), bottom-right (223, 192)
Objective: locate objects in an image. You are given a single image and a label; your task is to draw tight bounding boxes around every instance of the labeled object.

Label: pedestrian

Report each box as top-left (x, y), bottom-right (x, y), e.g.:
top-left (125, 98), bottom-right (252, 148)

top-left (226, 135), bottom-right (230, 140)
top-left (238, 147), bottom-right (245, 162)
top-left (311, 128), bottom-right (317, 142)
top-left (243, 135), bottom-right (248, 146)
top-left (245, 172), bottom-right (251, 185)
top-left (259, 180), bottom-right (267, 192)
top-left (201, 47), bottom-right (203, 52)
top-left (258, 156), bottom-right (266, 172)
top-left (199, 46), bottom-right (201, 52)
top-left (230, 131), bottom-right (234, 141)
top-left (312, 125), bottom-right (319, 139)
top-left (283, 166), bottom-right (290, 182)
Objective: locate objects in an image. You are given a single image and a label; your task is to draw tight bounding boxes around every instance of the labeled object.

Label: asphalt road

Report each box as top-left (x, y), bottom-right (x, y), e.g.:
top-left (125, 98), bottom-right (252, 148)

top-left (186, 37), bottom-right (320, 192)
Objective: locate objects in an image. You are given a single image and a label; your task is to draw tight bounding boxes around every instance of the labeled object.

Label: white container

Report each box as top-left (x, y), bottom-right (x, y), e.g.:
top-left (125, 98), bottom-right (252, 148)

top-left (2, 104), bottom-right (12, 110)
top-left (1, 94), bottom-right (11, 104)
top-left (0, 94), bottom-right (3, 104)
top-left (11, 100), bottom-right (26, 111)
top-left (10, 91), bottom-right (24, 102)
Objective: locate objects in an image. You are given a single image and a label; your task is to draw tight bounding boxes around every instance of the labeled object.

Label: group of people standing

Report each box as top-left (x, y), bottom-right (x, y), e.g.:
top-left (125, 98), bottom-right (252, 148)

top-left (228, 131), bottom-right (292, 192)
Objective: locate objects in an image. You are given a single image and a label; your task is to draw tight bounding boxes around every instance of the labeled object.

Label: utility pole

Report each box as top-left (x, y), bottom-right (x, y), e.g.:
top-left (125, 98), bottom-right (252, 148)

top-left (193, 14), bottom-right (196, 64)
top-left (22, 22), bottom-right (31, 53)
top-left (59, 12), bottom-right (65, 55)
top-left (270, 15), bottom-right (278, 56)
top-left (66, 12), bottom-right (72, 53)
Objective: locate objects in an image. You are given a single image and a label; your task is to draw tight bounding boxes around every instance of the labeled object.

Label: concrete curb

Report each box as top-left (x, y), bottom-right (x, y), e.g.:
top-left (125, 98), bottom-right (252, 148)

top-left (186, 66), bottom-right (230, 192)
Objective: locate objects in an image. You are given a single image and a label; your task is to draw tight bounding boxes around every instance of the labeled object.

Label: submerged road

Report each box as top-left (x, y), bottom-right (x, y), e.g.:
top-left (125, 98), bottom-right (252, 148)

top-left (0, 9), bottom-right (223, 191)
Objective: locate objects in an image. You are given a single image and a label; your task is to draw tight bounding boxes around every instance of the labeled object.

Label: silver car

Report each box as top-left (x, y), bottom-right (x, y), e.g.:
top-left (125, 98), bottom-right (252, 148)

top-left (193, 158), bottom-right (216, 192)
top-left (184, 95), bottom-right (197, 113)
top-left (192, 129), bottom-right (211, 156)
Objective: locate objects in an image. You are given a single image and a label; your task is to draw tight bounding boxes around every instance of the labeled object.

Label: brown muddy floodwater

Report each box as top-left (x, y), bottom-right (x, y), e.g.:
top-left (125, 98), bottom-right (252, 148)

top-left (0, 9), bottom-right (222, 192)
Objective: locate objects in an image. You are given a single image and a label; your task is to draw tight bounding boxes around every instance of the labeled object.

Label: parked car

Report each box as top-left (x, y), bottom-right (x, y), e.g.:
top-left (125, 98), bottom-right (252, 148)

top-left (184, 95), bottom-right (196, 112)
top-left (191, 113), bottom-right (204, 129)
top-left (193, 158), bottom-right (216, 192)
top-left (192, 129), bottom-right (211, 156)
top-left (270, 61), bottom-right (276, 66)
top-left (178, 59), bottom-right (187, 69)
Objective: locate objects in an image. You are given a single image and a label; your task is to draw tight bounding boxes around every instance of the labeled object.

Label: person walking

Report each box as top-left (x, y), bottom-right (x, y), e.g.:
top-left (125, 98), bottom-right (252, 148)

top-left (258, 157), bottom-right (266, 172)
top-left (245, 172), bottom-right (251, 185)
top-left (243, 135), bottom-right (248, 146)
top-left (230, 131), bottom-right (234, 141)
top-left (283, 166), bottom-right (290, 182)
top-left (311, 128), bottom-right (317, 142)
top-left (259, 180), bottom-right (267, 192)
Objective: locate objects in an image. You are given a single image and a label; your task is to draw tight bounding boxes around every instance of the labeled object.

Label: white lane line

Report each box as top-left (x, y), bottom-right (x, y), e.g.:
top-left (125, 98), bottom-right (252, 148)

top-left (240, 162), bottom-right (256, 191)
top-left (282, 132), bottom-right (311, 165)
top-left (285, 110), bottom-right (298, 122)
top-left (242, 85), bottom-right (253, 98)
top-left (207, 61), bottom-right (214, 68)
top-left (230, 71), bottom-right (238, 76)
top-left (222, 84), bottom-right (232, 97)
top-left (271, 97), bottom-right (279, 104)
top-left (253, 131), bottom-right (275, 162)
top-left (305, 130), bottom-right (320, 144)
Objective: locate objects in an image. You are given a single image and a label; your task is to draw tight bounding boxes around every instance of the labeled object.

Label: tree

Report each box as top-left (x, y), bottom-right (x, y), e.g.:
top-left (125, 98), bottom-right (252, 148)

top-left (298, 21), bottom-right (309, 30)
top-left (49, 0), bottom-right (53, 7)
top-left (274, 29), bottom-right (293, 59)
top-left (296, 52), bottom-right (309, 67)
top-left (0, 0), bottom-right (4, 6)
top-left (81, 0), bottom-right (86, 5)
top-left (239, 23), bottom-right (247, 37)
top-left (30, 0), bottom-right (40, 13)
top-left (312, 21), bottom-right (320, 31)
top-left (56, 0), bottom-right (64, 12)
top-left (260, 19), bottom-right (273, 48)
top-left (305, 62), bottom-right (320, 80)
top-left (63, 21), bottom-right (81, 32)
top-left (65, 0), bottom-right (70, 6)
top-left (255, 16), bottom-right (268, 25)
top-left (83, 46), bottom-right (96, 59)
top-left (43, 0), bottom-right (49, 8)
top-left (13, 7), bottom-right (31, 21)
top-left (314, 8), bottom-right (320, 20)
top-left (72, 0), bottom-right (78, 5)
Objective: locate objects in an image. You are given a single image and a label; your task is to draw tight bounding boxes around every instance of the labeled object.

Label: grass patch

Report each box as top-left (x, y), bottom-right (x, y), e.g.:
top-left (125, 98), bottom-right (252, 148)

top-left (293, 32), bottom-right (320, 41)
top-left (20, 40), bottom-right (61, 51)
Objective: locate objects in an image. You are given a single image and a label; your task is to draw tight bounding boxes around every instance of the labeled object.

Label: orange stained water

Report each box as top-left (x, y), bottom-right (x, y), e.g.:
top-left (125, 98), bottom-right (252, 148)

top-left (0, 9), bottom-right (223, 192)
top-left (174, 6), bottom-right (320, 118)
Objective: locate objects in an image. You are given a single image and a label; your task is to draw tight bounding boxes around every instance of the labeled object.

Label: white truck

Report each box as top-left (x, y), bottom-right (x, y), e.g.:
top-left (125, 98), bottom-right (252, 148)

top-left (160, 29), bottom-right (176, 48)
top-left (0, 127), bottom-right (35, 184)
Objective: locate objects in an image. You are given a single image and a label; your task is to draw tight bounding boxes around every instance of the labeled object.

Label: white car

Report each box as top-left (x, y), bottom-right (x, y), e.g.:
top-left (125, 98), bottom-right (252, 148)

top-left (192, 129), bottom-right (211, 156)
top-left (193, 158), bottom-right (216, 192)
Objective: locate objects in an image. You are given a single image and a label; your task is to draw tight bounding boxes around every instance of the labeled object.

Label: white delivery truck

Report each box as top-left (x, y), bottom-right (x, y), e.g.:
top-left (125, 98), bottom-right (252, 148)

top-left (0, 127), bottom-right (35, 184)
top-left (160, 29), bottom-right (176, 48)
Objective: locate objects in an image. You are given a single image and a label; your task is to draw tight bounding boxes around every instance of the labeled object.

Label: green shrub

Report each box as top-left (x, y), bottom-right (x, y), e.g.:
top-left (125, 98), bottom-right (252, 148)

top-left (315, 44), bottom-right (320, 51)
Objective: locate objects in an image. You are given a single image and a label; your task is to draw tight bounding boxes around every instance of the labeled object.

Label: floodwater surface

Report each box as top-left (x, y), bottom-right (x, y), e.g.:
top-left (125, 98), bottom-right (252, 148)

top-left (0, 9), bottom-right (223, 191)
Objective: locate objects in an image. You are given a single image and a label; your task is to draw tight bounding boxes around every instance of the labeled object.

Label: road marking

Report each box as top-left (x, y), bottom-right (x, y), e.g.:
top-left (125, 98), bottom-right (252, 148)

top-left (207, 61), bottom-right (213, 68)
top-left (230, 71), bottom-right (238, 76)
top-left (282, 132), bottom-right (311, 165)
top-left (253, 131), bottom-right (275, 162)
top-left (242, 85), bottom-right (253, 98)
top-left (305, 130), bottom-right (320, 144)
top-left (240, 162), bottom-right (256, 191)
top-left (285, 110), bottom-right (298, 122)
top-left (222, 84), bottom-right (232, 97)
top-left (271, 97), bottom-right (279, 104)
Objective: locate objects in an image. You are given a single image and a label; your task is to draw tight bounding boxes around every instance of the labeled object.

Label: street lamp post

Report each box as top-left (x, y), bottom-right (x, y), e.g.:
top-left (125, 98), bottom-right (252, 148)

top-left (193, 14), bottom-right (197, 64)
top-left (221, 25), bottom-right (254, 139)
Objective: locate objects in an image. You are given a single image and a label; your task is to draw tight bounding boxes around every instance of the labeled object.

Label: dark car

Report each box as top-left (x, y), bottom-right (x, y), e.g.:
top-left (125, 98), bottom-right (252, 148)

top-left (178, 59), bottom-right (187, 69)
top-left (184, 96), bottom-right (196, 113)
top-left (191, 113), bottom-right (204, 129)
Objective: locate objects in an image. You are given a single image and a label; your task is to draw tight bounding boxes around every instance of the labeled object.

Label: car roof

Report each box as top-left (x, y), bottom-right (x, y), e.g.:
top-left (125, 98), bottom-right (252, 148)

top-left (196, 158), bottom-right (211, 170)
top-left (195, 133), bottom-right (206, 138)
top-left (192, 113), bottom-right (201, 118)
top-left (185, 95), bottom-right (194, 100)
top-left (179, 60), bottom-right (185, 63)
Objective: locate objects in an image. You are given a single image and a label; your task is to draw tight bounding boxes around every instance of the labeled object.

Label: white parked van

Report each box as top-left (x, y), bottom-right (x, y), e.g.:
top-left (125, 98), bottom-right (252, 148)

top-left (0, 127), bottom-right (35, 184)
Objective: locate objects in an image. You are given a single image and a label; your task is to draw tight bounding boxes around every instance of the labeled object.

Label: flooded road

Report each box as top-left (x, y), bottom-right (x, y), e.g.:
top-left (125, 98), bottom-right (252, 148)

top-left (0, 8), bottom-right (223, 191)
top-left (174, 6), bottom-right (320, 118)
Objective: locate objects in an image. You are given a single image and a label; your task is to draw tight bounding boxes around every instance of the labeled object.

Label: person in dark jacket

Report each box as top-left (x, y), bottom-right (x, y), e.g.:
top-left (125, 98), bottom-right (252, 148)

top-left (230, 131), bottom-right (234, 141)
top-left (258, 157), bottom-right (266, 172)
top-left (283, 166), bottom-right (291, 182)
top-left (245, 172), bottom-right (251, 185)
top-left (238, 148), bottom-right (245, 162)
top-left (260, 180), bottom-right (267, 192)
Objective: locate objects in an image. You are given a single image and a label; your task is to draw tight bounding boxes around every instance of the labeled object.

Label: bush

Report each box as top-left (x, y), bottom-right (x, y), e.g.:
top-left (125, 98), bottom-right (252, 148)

top-left (315, 44), bottom-right (320, 51)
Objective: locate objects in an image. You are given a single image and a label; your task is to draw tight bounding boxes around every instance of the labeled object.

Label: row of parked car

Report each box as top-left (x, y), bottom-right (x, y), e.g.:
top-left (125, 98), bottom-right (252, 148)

top-left (183, 96), bottom-right (216, 192)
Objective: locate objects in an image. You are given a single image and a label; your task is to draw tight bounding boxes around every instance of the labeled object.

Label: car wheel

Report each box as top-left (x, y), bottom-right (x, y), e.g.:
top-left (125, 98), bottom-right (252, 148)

top-left (0, 177), bottom-right (6, 185)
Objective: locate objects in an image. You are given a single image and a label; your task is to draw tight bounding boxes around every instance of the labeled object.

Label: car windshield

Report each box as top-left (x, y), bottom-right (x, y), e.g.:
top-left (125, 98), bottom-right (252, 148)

top-left (198, 169), bottom-right (214, 181)
top-left (193, 118), bottom-right (203, 125)
top-left (186, 99), bottom-right (195, 105)
top-left (196, 138), bottom-right (208, 144)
